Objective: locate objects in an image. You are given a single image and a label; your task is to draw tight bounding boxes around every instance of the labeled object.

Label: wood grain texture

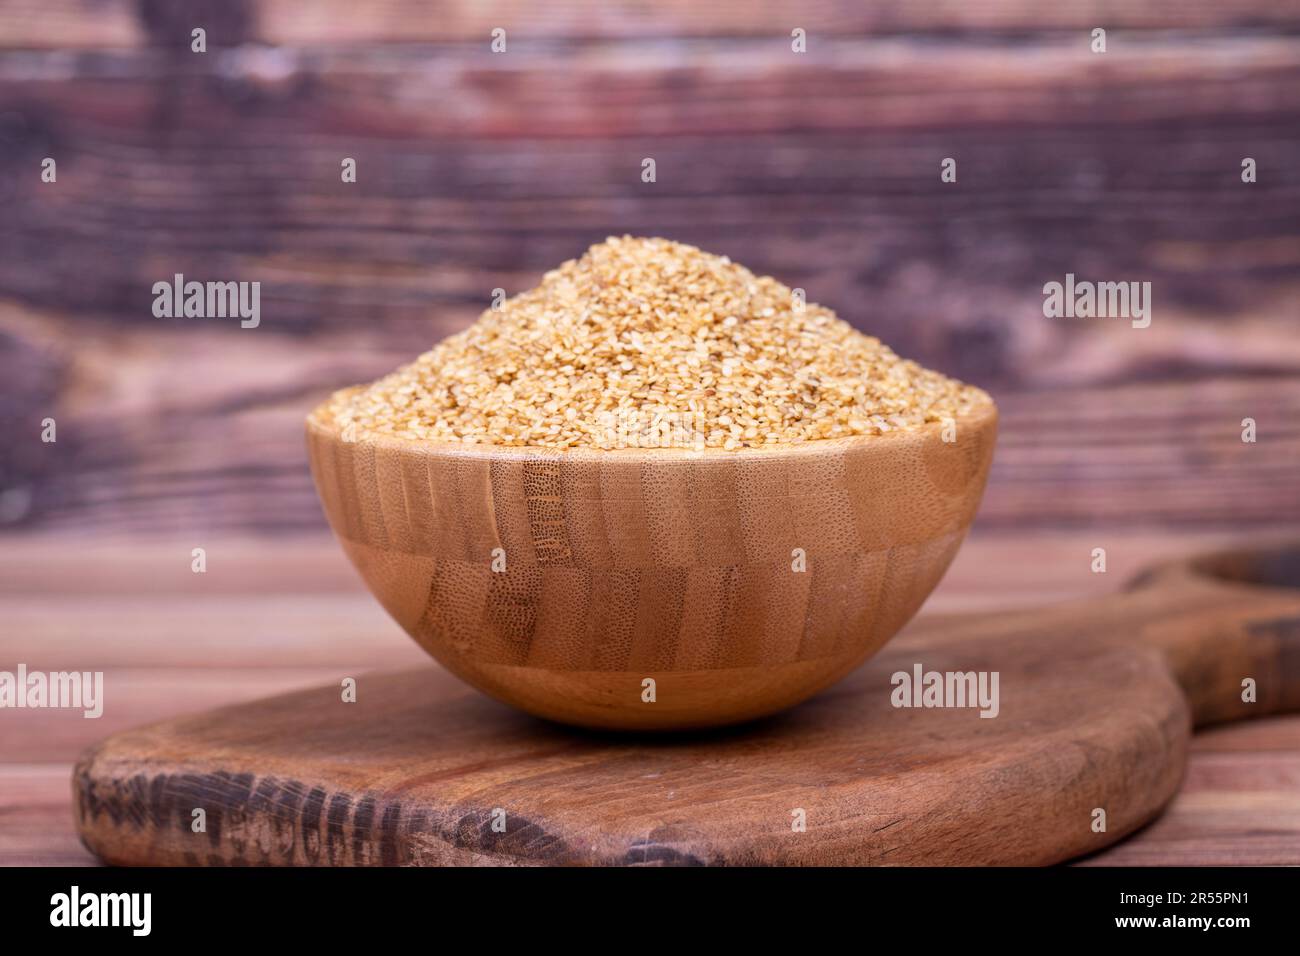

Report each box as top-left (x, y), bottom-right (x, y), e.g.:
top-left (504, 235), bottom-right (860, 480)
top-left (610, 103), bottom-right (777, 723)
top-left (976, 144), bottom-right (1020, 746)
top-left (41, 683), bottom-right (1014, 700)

top-left (4, 531), bottom-right (1299, 866)
top-left (2, 20), bottom-right (1298, 539)
top-left (70, 542), bottom-right (1300, 865)
top-left (1076, 715), bottom-right (1300, 865)
top-left (8, 1), bottom-right (1300, 50)
top-left (304, 401), bottom-right (997, 728)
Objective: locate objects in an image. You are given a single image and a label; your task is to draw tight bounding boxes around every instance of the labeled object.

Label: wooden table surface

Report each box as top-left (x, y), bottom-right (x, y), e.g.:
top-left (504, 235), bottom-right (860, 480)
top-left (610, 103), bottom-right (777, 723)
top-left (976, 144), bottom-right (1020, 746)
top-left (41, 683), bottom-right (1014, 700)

top-left (4, 529), bottom-right (1297, 866)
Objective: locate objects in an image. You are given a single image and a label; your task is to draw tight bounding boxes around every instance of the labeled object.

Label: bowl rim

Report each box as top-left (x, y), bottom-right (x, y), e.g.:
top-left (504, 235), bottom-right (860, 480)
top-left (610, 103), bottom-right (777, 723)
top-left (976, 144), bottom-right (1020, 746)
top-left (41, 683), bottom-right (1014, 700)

top-left (306, 390), bottom-right (998, 462)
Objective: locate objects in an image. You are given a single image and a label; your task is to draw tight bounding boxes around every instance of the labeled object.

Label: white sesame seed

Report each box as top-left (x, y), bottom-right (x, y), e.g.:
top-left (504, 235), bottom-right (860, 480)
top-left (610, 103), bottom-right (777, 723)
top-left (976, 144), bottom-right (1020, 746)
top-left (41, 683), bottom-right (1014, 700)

top-left (327, 237), bottom-right (990, 449)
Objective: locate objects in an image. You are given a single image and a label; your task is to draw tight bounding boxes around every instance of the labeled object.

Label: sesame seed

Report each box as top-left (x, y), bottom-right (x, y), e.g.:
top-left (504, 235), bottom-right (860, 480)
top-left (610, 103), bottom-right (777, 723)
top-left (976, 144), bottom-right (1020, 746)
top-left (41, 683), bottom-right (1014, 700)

top-left (327, 236), bottom-right (991, 450)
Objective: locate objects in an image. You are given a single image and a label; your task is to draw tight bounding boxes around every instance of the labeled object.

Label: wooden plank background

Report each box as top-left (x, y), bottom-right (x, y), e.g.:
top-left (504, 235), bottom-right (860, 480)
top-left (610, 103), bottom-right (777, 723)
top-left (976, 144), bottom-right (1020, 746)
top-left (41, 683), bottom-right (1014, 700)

top-left (1, 0), bottom-right (1299, 865)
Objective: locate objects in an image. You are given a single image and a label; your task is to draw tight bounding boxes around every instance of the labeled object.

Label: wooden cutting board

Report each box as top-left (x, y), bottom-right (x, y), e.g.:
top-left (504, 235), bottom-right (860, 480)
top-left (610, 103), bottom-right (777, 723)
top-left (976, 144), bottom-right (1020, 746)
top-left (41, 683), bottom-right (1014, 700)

top-left (74, 546), bottom-right (1300, 866)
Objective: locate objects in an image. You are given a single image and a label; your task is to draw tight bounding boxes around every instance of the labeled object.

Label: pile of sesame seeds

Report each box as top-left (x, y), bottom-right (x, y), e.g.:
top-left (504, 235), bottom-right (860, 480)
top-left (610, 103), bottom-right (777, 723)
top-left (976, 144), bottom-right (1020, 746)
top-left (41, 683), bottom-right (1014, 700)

top-left (326, 237), bottom-right (991, 450)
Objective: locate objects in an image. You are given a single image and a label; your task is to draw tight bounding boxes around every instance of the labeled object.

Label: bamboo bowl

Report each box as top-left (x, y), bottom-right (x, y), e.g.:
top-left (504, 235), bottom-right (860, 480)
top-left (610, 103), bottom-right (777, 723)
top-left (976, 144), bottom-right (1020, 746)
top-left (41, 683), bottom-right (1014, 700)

top-left (306, 398), bottom-right (997, 730)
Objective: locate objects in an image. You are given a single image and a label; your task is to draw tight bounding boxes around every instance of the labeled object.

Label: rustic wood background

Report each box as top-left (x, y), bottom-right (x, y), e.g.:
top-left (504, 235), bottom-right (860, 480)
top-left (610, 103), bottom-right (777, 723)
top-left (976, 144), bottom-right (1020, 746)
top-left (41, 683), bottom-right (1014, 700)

top-left (1, 0), bottom-right (1299, 865)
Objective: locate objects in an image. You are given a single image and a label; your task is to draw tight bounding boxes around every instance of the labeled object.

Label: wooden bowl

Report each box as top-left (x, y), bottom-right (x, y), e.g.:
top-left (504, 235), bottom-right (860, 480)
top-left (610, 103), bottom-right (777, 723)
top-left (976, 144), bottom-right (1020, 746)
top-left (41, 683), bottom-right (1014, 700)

top-left (306, 398), bottom-right (997, 730)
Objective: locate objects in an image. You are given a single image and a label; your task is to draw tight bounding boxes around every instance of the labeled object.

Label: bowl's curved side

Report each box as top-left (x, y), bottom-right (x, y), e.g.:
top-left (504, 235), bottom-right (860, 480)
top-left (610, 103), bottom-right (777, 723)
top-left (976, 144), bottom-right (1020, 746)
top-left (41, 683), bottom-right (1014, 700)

top-left (305, 401), bottom-right (997, 729)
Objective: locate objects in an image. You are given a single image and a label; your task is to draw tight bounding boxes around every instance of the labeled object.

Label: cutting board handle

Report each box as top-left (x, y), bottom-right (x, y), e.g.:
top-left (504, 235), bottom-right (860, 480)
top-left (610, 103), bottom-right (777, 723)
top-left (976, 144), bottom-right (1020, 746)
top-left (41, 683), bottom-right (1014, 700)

top-left (1126, 544), bottom-right (1300, 726)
